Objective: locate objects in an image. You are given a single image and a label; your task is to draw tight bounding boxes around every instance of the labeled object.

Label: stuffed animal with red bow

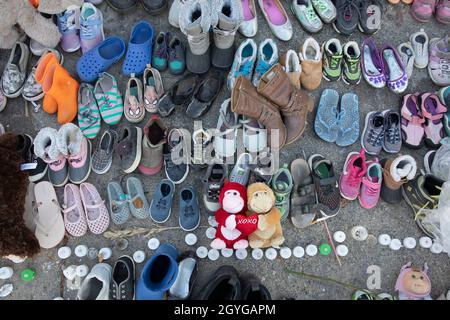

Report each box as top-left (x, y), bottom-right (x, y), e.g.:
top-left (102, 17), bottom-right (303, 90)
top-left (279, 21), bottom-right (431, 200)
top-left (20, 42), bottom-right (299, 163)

top-left (210, 181), bottom-right (259, 250)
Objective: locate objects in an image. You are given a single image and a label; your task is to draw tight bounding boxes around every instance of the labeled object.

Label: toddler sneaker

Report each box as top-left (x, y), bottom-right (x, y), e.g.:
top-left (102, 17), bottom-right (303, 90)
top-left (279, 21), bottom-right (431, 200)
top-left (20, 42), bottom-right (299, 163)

top-left (342, 41), bottom-right (361, 85)
top-left (381, 155), bottom-right (417, 204)
top-left (150, 179), bottom-right (175, 223)
top-left (410, 29), bottom-right (429, 69)
top-left (420, 93), bottom-right (447, 148)
top-left (80, 2), bottom-right (105, 54)
top-left (357, 0), bottom-right (382, 35)
top-left (95, 72), bottom-right (124, 125)
top-left (290, 0), bottom-right (323, 33)
top-left (164, 129), bottom-right (190, 184)
top-left (227, 39), bottom-right (257, 91)
top-left (381, 44), bottom-right (408, 94)
top-left (299, 37), bottom-right (322, 91)
top-left (78, 83), bottom-right (101, 140)
top-left (314, 89), bottom-right (339, 143)
top-left (116, 126), bottom-right (143, 173)
top-left (179, 187), bottom-right (200, 231)
top-left (359, 160), bottom-right (382, 209)
top-left (361, 111), bottom-right (384, 155)
top-left (252, 38), bottom-right (278, 86)
top-left (126, 177), bottom-right (150, 219)
top-left (271, 164), bottom-right (293, 222)
top-left (336, 92), bottom-right (359, 147)
top-left (339, 149), bottom-right (367, 200)
top-left (168, 36), bottom-right (186, 75)
top-left (428, 36), bottom-right (450, 87)
top-left (397, 42), bottom-right (415, 79)
top-left (230, 153), bottom-right (253, 186)
top-left (214, 99), bottom-right (241, 158)
top-left (153, 32), bottom-right (170, 72)
top-left (92, 130), bottom-right (117, 175)
top-left (239, 0), bottom-right (258, 37)
top-left (382, 110), bottom-right (402, 153)
top-left (411, 0), bottom-right (436, 22)
top-left (401, 93), bottom-right (425, 149)
top-left (57, 5), bottom-right (81, 53)
top-left (124, 74), bottom-right (145, 123)
top-left (333, 0), bottom-right (359, 35)
top-left (143, 66), bottom-right (164, 113)
top-left (436, 0), bottom-right (450, 24)
top-left (361, 38), bottom-right (386, 89)
top-left (279, 49), bottom-right (301, 89)
top-left (202, 163), bottom-right (227, 214)
top-left (322, 38), bottom-right (343, 82)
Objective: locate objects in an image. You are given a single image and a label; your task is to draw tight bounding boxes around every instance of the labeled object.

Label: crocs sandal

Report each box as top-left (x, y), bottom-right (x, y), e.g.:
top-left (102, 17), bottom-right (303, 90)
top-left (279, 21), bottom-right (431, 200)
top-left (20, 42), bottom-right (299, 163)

top-left (126, 176), bottom-right (149, 219)
top-left (80, 182), bottom-right (110, 234)
top-left (107, 181), bottom-right (130, 225)
top-left (77, 36), bottom-right (126, 83)
top-left (401, 93), bottom-right (425, 149)
top-left (63, 184), bottom-right (88, 237)
top-left (33, 181), bottom-right (65, 249)
top-left (336, 92), bottom-right (359, 147)
top-left (420, 93), bottom-right (447, 149)
top-left (186, 70), bottom-right (223, 119)
top-left (143, 65), bottom-right (164, 113)
top-left (314, 89), bottom-right (339, 143)
top-left (122, 21), bottom-right (154, 76)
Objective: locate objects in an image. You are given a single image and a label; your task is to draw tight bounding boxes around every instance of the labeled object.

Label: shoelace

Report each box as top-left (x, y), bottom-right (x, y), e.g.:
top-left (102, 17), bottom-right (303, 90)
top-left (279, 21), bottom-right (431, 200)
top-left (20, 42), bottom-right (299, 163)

top-left (101, 95), bottom-right (113, 109)
top-left (80, 23), bottom-right (93, 38)
top-left (81, 108), bottom-right (97, 126)
top-left (306, 3), bottom-right (320, 20)
top-left (365, 182), bottom-right (379, 196)
top-left (330, 55), bottom-right (343, 69)
top-left (347, 173), bottom-right (361, 188)
top-left (156, 198), bottom-right (168, 210)
top-left (347, 57), bottom-right (360, 73)
top-left (386, 127), bottom-right (400, 144)
top-left (337, 0), bottom-right (361, 19)
top-left (184, 205), bottom-right (195, 217)
top-left (236, 60), bottom-right (253, 77)
top-left (312, 0), bottom-right (328, 11)
top-left (59, 12), bottom-right (76, 32)
top-left (368, 129), bottom-right (383, 146)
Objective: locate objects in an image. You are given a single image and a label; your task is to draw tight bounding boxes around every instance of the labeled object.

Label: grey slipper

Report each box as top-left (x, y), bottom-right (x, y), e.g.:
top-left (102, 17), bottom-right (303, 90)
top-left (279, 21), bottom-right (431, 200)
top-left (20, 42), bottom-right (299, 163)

top-left (107, 182), bottom-right (130, 225)
top-left (126, 177), bottom-right (149, 219)
top-left (150, 179), bottom-right (175, 223)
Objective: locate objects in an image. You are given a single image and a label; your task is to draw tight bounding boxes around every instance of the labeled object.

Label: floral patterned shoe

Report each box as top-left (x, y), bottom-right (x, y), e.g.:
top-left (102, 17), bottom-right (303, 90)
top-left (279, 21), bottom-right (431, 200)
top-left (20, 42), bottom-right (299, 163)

top-left (361, 38), bottom-right (386, 89)
top-left (381, 44), bottom-right (408, 94)
top-left (80, 182), bottom-right (110, 234)
top-left (63, 184), bottom-right (88, 237)
top-left (420, 93), bottom-right (447, 149)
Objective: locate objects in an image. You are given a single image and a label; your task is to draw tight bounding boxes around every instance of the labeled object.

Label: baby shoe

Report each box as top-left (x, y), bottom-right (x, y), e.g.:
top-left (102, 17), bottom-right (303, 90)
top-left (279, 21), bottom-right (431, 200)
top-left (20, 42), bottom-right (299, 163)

top-left (168, 36), bottom-right (186, 75)
top-left (436, 0), bottom-right (450, 24)
top-left (381, 44), bottom-right (408, 94)
top-left (279, 49), bottom-right (301, 89)
top-left (107, 181), bottom-right (130, 225)
top-left (322, 38), bottom-right (343, 82)
top-left (152, 32), bottom-right (170, 72)
top-left (1, 42), bottom-right (30, 98)
top-left (94, 72), bottom-right (124, 125)
top-left (252, 38), bottom-right (278, 86)
top-left (80, 2), bottom-right (105, 54)
top-left (150, 179), bottom-right (175, 224)
top-left (123, 21), bottom-right (154, 76)
top-left (57, 5), bottom-right (81, 53)
top-left (336, 92), bottom-right (359, 147)
top-left (361, 38), bottom-right (386, 89)
top-left (227, 39), bottom-right (257, 91)
top-left (143, 66), bottom-right (164, 113)
top-left (92, 129), bottom-right (117, 175)
top-left (314, 89), bottom-right (339, 143)
top-left (358, 160), bottom-right (382, 209)
top-left (428, 36), bottom-right (450, 87)
top-left (339, 149), bottom-right (367, 200)
top-left (401, 93), bottom-right (425, 149)
top-left (410, 29), bottom-right (429, 69)
top-left (361, 111), bottom-right (385, 155)
top-left (124, 74), bottom-right (145, 123)
top-left (63, 184), bottom-right (88, 237)
top-left (421, 92), bottom-right (447, 148)
top-left (78, 83), bottom-right (101, 139)
top-left (343, 41), bottom-right (362, 85)
top-left (80, 182), bottom-right (110, 234)
top-left (127, 177), bottom-right (150, 219)
top-left (397, 42), bottom-right (415, 79)
top-left (299, 37), bottom-right (322, 91)
top-left (382, 110), bottom-right (402, 154)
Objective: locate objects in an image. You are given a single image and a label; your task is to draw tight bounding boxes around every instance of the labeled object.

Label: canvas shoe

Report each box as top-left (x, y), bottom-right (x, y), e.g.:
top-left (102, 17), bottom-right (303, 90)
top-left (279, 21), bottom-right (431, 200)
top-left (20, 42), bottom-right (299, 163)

top-left (322, 38), bottom-right (343, 82)
top-left (411, 0), bottom-right (436, 23)
top-left (230, 153), bottom-right (253, 186)
top-left (290, 0), bottom-right (323, 33)
top-left (80, 2), bottom-right (105, 54)
top-left (78, 263), bottom-right (112, 300)
top-left (382, 110), bottom-right (402, 153)
top-left (227, 39), bottom-right (257, 91)
top-left (115, 126), bottom-right (143, 173)
top-left (150, 179), bottom-right (175, 223)
top-left (397, 42), bottom-right (415, 79)
top-left (339, 149), bottom-right (367, 200)
top-left (107, 181), bottom-right (130, 225)
top-left (203, 163), bottom-right (228, 214)
top-left (179, 187), bottom-right (201, 231)
top-left (95, 72), bottom-right (124, 125)
top-left (380, 155), bottom-right (417, 204)
top-left (63, 184), bottom-right (88, 237)
top-left (92, 130), bottom-right (117, 175)
top-left (361, 38), bottom-right (386, 89)
top-left (252, 39), bottom-right (278, 87)
top-left (428, 36), bottom-right (450, 87)
top-left (357, 0), bottom-right (382, 35)
top-left (164, 128), bottom-right (190, 184)
top-left (143, 66), bottom-right (164, 113)
top-left (311, 0), bottom-right (337, 23)
top-left (332, 0), bottom-right (359, 35)
top-left (381, 45), bottom-right (408, 94)
top-left (271, 164), bottom-right (293, 222)
top-left (57, 5), bottom-right (81, 53)
top-left (110, 256), bottom-right (135, 300)
top-left (139, 115), bottom-right (167, 175)
top-left (16, 134), bottom-right (48, 183)
top-left (361, 111), bottom-right (385, 156)
top-left (342, 41), bottom-right (361, 85)
top-left (126, 176), bottom-right (150, 219)
top-left (299, 37), bottom-right (322, 91)
top-left (436, 0), bottom-right (450, 24)
top-left (314, 89), bottom-right (339, 143)
top-left (214, 99), bottom-right (241, 159)
top-left (124, 74), bottom-right (145, 123)
top-left (1, 42), bottom-right (30, 98)
top-left (239, 0), bottom-right (258, 37)
top-left (258, 0), bottom-right (293, 41)
top-left (401, 93), bottom-right (425, 149)
top-left (78, 83), bottom-right (101, 140)
top-left (152, 32), bottom-right (170, 72)
top-left (410, 29), bottom-right (429, 69)
top-left (359, 160), bottom-right (382, 209)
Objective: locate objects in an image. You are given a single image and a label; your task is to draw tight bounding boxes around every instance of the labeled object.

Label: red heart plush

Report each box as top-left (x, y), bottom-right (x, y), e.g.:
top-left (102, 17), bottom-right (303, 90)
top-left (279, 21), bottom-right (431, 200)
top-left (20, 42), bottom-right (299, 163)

top-left (236, 214), bottom-right (258, 235)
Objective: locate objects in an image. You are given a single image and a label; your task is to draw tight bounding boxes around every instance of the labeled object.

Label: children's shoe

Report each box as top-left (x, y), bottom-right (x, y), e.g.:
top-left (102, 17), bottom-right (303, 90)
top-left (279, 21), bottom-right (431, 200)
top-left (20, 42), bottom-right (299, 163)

top-left (410, 29), bottom-right (429, 69)
top-left (152, 32), bottom-right (170, 72)
top-left (107, 181), bottom-right (130, 225)
top-left (186, 70), bottom-right (223, 118)
top-left (1, 42), bottom-right (29, 98)
top-left (299, 37), bottom-right (322, 91)
top-left (78, 83), bottom-right (101, 139)
top-left (333, 0), bottom-right (359, 35)
top-left (290, 157), bottom-right (316, 228)
top-left (126, 176), bottom-right (150, 219)
top-left (401, 93), bottom-right (425, 148)
top-left (214, 99), bottom-right (240, 158)
top-left (311, 0), bottom-right (337, 23)
top-left (17, 134), bottom-right (48, 183)
top-left (336, 92), bottom-right (359, 147)
top-left (168, 36), bottom-right (186, 75)
top-left (252, 38), bottom-right (278, 87)
top-left (436, 0), bottom-right (450, 24)
top-left (164, 128), bottom-right (190, 184)
top-left (95, 72), bottom-right (124, 125)
top-left (359, 161), bottom-right (382, 209)
top-left (141, 0), bottom-right (168, 14)
top-left (339, 149), bottom-right (367, 200)
top-left (279, 49), bottom-right (301, 89)
top-left (241, 117), bottom-right (267, 153)
top-left (411, 0), bottom-right (436, 22)
top-left (63, 184), bottom-right (88, 237)
top-left (150, 179), bottom-right (175, 223)
top-left (257, 0), bottom-right (293, 41)
top-left (110, 256), bottom-right (135, 300)
top-left (124, 74), bottom-right (145, 123)
top-left (169, 252), bottom-right (198, 299)
top-left (179, 187), bottom-right (201, 231)
top-left (203, 163), bottom-right (228, 214)
top-left (0, 91), bottom-right (6, 112)
top-left (314, 88), bottom-right (339, 143)
top-left (361, 111), bottom-right (384, 155)
top-left (271, 164), bottom-right (293, 222)
top-left (123, 21), bottom-right (154, 76)
top-left (115, 126), bottom-right (143, 173)
top-left (357, 0), bottom-right (382, 35)
top-left (57, 5), bottom-right (81, 53)
top-left (80, 182), bottom-right (110, 234)
top-left (239, 0), bottom-right (258, 37)
top-left (143, 66), bottom-right (164, 113)
top-left (439, 86), bottom-right (450, 135)
top-left (421, 92), bottom-right (447, 148)
top-left (290, 0), bottom-right (323, 33)
top-left (78, 263), bottom-right (112, 300)
top-left (80, 2), bottom-right (105, 54)
top-left (361, 38), bottom-right (386, 89)
top-left (381, 44), bottom-right (408, 94)
top-left (230, 153), bottom-right (252, 186)
top-left (381, 155), bottom-right (417, 204)
top-left (428, 36), bottom-right (450, 87)
top-left (92, 129), bottom-right (117, 174)
top-left (382, 110), bottom-right (402, 153)
top-left (227, 39), bottom-right (257, 91)
top-left (397, 42), bottom-right (415, 79)
top-left (322, 38), bottom-right (343, 82)
top-left (342, 41), bottom-right (361, 85)
top-left (139, 115), bottom-right (167, 175)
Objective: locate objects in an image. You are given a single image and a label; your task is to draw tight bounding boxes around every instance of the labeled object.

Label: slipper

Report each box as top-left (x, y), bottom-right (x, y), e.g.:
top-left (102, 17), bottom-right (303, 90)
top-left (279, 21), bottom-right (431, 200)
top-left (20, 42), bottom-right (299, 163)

top-left (169, 252), bottom-right (198, 300)
top-left (314, 89), bottom-right (339, 143)
top-left (63, 184), bottom-right (88, 237)
top-left (186, 71), bottom-right (224, 119)
top-left (33, 181), bottom-right (65, 249)
top-left (79, 183), bottom-right (110, 234)
top-left (122, 21), bottom-right (154, 76)
top-left (336, 92), bottom-right (359, 147)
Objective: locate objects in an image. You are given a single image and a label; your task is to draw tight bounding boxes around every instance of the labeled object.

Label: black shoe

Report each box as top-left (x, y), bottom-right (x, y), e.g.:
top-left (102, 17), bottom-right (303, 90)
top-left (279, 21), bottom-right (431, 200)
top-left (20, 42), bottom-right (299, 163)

top-left (202, 163), bottom-right (227, 214)
top-left (194, 266), bottom-right (241, 300)
top-left (333, 0), bottom-right (359, 35)
top-left (140, 0), bottom-right (167, 15)
top-left (357, 0), bottom-right (383, 35)
top-left (110, 256), bottom-right (135, 300)
top-left (16, 134), bottom-right (47, 182)
top-left (186, 70), bottom-right (224, 119)
top-left (106, 0), bottom-right (139, 12)
top-left (240, 275), bottom-right (271, 300)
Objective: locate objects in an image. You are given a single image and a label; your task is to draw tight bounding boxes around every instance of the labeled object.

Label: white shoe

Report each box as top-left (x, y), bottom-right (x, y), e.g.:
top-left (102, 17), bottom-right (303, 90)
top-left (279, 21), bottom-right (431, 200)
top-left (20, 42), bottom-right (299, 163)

top-left (239, 0), bottom-right (258, 37)
top-left (257, 0), bottom-right (292, 41)
top-left (410, 28), bottom-right (429, 69)
top-left (397, 42), bottom-right (415, 79)
top-left (227, 38), bottom-right (257, 91)
top-left (169, 0), bottom-right (187, 28)
top-left (77, 263), bottom-right (112, 300)
top-left (241, 117), bottom-right (267, 153)
top-left (214, 99), bottom-right (241, 159)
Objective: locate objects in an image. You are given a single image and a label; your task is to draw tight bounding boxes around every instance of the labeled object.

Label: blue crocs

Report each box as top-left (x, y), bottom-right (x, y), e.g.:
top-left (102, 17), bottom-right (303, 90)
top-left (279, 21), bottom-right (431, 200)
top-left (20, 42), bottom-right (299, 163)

top-left (122, 21), bottom-right (154, 76)
top-left (336, 93), bottom-right (360, 147)
top-left (314, 89), bottom-right (340, 143)
top-left (76, 36), bottom-right (126, 83)
top-left (136, 243), bottom-right (179, 300)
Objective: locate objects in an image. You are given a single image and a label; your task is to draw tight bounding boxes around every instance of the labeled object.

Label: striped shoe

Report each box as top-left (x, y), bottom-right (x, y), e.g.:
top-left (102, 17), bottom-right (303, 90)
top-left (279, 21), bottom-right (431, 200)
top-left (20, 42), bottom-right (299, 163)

top-left (78, 83), bottom-right (101, 139)
top-left (94, 72), bottom-right (124, 125)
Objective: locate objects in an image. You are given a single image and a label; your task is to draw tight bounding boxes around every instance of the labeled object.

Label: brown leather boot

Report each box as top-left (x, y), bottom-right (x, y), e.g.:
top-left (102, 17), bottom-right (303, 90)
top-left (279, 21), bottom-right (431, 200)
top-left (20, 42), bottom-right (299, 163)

top-left (257, 63), bottom-right (312, 145)
top-left (231, 76), bottom-right (286, 149)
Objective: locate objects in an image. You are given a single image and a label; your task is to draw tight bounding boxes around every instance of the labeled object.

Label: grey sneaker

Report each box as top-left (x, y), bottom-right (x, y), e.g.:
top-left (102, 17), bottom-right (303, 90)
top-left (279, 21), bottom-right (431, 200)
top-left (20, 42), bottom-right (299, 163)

top-left (179, 187), bottom-right (200, 231)
top-left (1, 42), bottom-right (30, 98)
top-left (150, 179), bottom-right (175, 223)
top-left (107, 181), bottom-right (130, 225)
top-left (361, 111), bottom-right (385, 156)
top-left (291, 0), bottom-right (323, 33)
top-left (164, 128), bottom-right (190, 184)
top-left (229, 153), bottom-right (252, 186)
top-left (92, 130), bottom-right (117, 174)
top-left (126, 176), bottom-right (149, 219)
top-left (271, 164), bottom-right (293, 222)
top-left (203, 163), bottom-right (227, 214)
top-left (115, 126), bottom-right (143, 173)
top-left (382, 110), bottom-right (401, 154)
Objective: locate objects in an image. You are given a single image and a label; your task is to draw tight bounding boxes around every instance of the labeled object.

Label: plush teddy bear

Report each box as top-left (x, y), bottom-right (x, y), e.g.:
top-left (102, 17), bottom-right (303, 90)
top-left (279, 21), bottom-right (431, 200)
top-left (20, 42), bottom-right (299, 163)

top-left (395, 262), bottom-right (432, 300)
top-left (210, 181), bottom-right (259, 250)
top-left (246, 182), bottom-right (285, 248)
top-left (0, 0), bottom-right (83, 49)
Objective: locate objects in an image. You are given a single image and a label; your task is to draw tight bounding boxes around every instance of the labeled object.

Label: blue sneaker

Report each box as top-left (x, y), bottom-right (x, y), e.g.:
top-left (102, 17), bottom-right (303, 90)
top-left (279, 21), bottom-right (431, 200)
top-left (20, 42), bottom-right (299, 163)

top-left (150, 179), bottom-right (175, 224)
top-left (227, 39), bottom-right (257, 91)
top-left (57, 5), bottom-right (81, 53)
top-left (136, 244), bottom-right (178, 300)
top-left (80, 2), bottom-right (105, 54)
top-left (314, 89), bottom-right (339, 143)
top-left (252, 38), bottom-right (279, 86)
top-left (336, 93), bottom-right (360, 147)
top-left (179, 187), bottom-right (200, 231)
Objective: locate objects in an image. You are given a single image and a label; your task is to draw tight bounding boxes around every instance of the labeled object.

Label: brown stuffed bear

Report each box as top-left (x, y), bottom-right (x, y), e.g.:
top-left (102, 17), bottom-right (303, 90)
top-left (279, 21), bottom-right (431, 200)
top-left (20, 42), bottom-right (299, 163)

top-left (0, 0), bottom-right (83, 49)
top-left (246, 182), bottom-right (285, 248)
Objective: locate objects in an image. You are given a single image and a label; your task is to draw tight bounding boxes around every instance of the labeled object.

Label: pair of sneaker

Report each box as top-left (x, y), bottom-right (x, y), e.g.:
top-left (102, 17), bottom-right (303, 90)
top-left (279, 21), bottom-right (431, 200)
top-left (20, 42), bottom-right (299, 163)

top-left (333, 0), bottom-right (383, 35)
top-left (150, 179), bottom-right (200, 231)
top-left (78, 73), bottom-right (124, 139)
top-left (291, 0), bottom-right (337, 33)
top-left (315, 89), bottom-right (359, 147)
top-left (322, 39), bottom-right (361, 85)
top-left (57, 2), bottom-right (104, 54)
top-left (34, 124), bottom-right (92, 187)
top-left (340, 149), bottom-right (383, 209)
top-left (227, 38), bottom-right (278, 90)
top-left (152, 32), bottom-right (186, 75)
top-left (361, 110), bottom-right (402, 155)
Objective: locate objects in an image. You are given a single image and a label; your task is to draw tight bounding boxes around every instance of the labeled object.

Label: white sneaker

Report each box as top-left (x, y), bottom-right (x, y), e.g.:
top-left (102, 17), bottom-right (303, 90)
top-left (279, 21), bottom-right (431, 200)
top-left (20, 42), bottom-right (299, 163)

top-left (230, 153), bottom-right (253, 186)
top-left (77, 263), bottom-right (112, 300)
top-left (214, 99), bottom-right (241, 159)
top-left (410, 28), bottom-right (429, 69)
top-left (227, 38), bottom-right (257, 91)
top-left (257, 0), bottom-right (292, 41)
top-left (281, 49), bottom-right (302, 88)
top-left (239, 0), bottom-right (258, 37)
top-left (397, 42), bottom-right (415, 79)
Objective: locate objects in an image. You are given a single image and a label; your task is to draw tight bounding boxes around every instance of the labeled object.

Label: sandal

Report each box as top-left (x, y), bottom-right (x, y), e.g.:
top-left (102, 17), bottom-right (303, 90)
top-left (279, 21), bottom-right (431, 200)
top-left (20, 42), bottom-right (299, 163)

top-left (420, 93), bottom-right (447, 148)
top-left (80, 183), bottom-right (110, 234)
top-left (63, 184), bottom-right (88, 237)
top-left (401, 93), bottom-right (425, 149)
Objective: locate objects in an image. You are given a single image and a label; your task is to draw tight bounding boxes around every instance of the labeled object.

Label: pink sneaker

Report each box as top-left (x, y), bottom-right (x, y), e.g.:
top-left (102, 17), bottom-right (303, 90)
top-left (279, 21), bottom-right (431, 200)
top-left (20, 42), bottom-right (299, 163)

top-left (63, 184), bottom-right (88, 237)
top-left (339, 149), bottom-right (367, 200)
top-left (420, 92), bottom-right (447, 148)
top-left (436, 0), bottom-right (450, 24)
top-left (359, 160), bottom-right (382, 209)
top-left (411, 0), bottom-right (436, 22)
top-left (401, 93), bottom-right (425, 148)
top-left (79, 182), bottom-right (110, 234)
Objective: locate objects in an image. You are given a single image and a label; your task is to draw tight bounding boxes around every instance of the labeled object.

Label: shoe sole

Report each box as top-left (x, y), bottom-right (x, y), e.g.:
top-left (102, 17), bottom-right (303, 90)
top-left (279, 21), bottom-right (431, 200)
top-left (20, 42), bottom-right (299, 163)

top-left (360, 111), bottom-right (381, 156)
top-left (179, 211), bottom-right (201, 232)
top-left (339, 151), bottom-right (360, 200)
top-left (123, 127), bottom-right (143, 174)
top-left (69, 140), bottom-right (93, 184)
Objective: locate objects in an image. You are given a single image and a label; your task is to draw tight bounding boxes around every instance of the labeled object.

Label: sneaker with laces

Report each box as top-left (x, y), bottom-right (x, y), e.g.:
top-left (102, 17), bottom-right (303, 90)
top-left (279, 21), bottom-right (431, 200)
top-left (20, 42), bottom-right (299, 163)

top-left (203, 163), bottom-right (227, 214)
top-left (359, 160), bottom-right (382, 209)
top-left (95, 72), bottom-right (124, 125)
top-left (80, 2), bottom-right (105, 54)
top-left (291, 0), bottom-right (323, 33)
top-left (153, 32), bottom-right (170, 72)
top-left (436, 0), bottom-right (450, 24)
top-left (214, 99), bottom-right (241, 159)
top-left (311, 0), bottom-right (337, 23)
top-left (271, 164), bottom-right (293, 222)
top-left (179, 187), bottom-right (200, 231)
top-left (227, 39), bottom-right (257, 91)
top-left (357, 0), bottom-right (382, 35)
top-left (343, 41), bottom-right (361, 85)
top-left (150, 179), bottom-right (175, 223)
top-left (17, 134), bottom-right (48, 183)
top-left (339, 149), bottom-right (367, 200)
top-left (411, 0), bottom-right (436, 23)
top-left (361, 111), bottom-right (384, 155)
top-left (382, 110), bottom-right (402, 153)
top-left (333, 0), bottom-right (359, 35)
top-left (322, 38), bottom-right (343, 82)
top-left (57, 5), bottom-right (81, 53)
top-left (252, 38), bottom-right (278, 86)
top-left (78, 83), bottom-right (101, 139)
top-left (164, 128), bottom-right (190, 184)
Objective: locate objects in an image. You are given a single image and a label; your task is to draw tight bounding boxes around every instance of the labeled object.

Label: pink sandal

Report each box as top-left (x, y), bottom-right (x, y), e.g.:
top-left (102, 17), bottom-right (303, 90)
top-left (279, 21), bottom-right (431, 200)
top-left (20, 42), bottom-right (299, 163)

top-left (421, 92), bottom-right (447, 148)
top-left (63, 184), bottom-right (88, 237)
top-left (80, 182), bottom-right (110, 234)
top-left (401, 93), bottom-right (425, 149)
